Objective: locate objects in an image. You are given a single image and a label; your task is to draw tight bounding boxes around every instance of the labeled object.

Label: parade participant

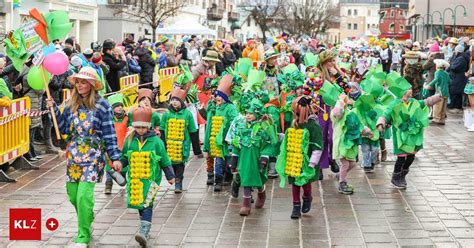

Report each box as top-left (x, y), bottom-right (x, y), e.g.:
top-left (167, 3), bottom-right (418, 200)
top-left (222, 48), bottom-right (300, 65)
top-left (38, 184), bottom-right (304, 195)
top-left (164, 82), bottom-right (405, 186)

top-left (160, 87), bottom-right (198, 193)
top-left (425, 59), bottom-right (451, 125)
top-left (278, 64), bottom-right (306, 132)
top-left (377, 77), bottom-right (442, 189)
top-left (128, 88), bottom-right (160, 133)
top-left (202, 78), bottom-right (219, 186)
top-left (48, 67), bottom-right (123, 247)
top-left (242, 39), bottom-right (260, 62)
top-left (380, 41), bottom-right (392, 73)
top-left (120, 107), bottom-right (175, 247)
top-left (227, 99), bottom-right (273, 216)
top-left (275, 42), bottom-right (294, 67)
top-left (276, 95), bottom-right (323, 219)
top-left (263, 50), bottom-right (280, 98)
top-left (104, 93), bottom-right (128, 194)
top-left (209, 75), bottom-right (238, 192)
top-left (402, 51), bottom-right (423, 99)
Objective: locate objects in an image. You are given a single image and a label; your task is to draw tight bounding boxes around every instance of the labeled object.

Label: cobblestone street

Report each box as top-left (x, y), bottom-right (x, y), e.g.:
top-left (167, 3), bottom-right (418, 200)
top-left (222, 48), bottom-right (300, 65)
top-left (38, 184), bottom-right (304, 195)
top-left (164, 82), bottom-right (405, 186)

top-left (0, 113), bottom-right (473, 248)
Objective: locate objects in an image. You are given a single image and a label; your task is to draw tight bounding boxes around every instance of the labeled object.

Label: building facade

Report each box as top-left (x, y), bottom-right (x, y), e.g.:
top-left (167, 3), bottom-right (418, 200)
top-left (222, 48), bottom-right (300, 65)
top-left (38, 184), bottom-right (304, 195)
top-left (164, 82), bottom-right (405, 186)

top-left (379, 6), bottom-right (410, 40)
top-left (408, 0), bottom-right (474, 40)
top-left (339, 0), bottom-right (380, 41)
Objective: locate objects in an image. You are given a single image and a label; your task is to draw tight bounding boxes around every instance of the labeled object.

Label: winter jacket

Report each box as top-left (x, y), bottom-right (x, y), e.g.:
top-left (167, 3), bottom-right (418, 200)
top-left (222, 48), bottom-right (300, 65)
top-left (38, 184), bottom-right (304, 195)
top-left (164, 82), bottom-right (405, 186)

top-left (222, 51), bottom-right (236, 69)
top-left (449, 52), bottom-right (469, 94)
top-left (135, 47), bottom-right (156, 84)
top-left (127, 57), bottom-right (141, 74)
top-left (102, 52), bottom-right (127, 92)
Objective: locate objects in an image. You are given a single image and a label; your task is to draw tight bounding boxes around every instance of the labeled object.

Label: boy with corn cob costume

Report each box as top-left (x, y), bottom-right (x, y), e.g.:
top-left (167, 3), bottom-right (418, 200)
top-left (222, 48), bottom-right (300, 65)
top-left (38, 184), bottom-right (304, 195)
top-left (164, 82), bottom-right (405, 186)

top-left (160, 87), bottom-right (198, 193)
top-left (207, 74), bottom-right (238, 192)
top-left (127, 88), bottom-right (161, 133)
top-left (276, 96), bottom-right (323, 220)
top-left (119, 107), bottom-right (175, 247)
top-left (227, 98), bottom-right (274, 216)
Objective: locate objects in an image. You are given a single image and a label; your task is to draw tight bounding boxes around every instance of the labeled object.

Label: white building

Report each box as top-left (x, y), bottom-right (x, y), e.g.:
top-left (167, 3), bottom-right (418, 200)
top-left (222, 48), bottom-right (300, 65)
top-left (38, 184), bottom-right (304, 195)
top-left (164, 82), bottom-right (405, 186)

top-left (339, 0), bottom-right (380, 41)
top-left (4, 0), bottom-right (98, 50)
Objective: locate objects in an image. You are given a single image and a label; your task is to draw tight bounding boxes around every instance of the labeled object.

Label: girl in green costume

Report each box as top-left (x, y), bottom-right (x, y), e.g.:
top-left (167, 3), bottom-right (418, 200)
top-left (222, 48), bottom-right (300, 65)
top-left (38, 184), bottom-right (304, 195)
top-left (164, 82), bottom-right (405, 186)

top-left (377, 80), bottom-right (442, 189)
top-left (276, 96), bottom-right (323, 220)
top-left (120, 107), bottom-right (175, 247)
top-left (331, 93), bottom-right (372, 195)
top-left (228, 99), bottom-right (275, 216)
top-left (160, 87), bottom-right (198, 193)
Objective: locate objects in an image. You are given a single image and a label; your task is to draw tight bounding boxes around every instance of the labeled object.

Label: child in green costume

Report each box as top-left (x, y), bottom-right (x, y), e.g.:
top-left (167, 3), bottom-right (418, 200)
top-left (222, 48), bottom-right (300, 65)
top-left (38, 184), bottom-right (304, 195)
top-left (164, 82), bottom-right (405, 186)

top-left (278, 64), bottom-right (306, 131)
top-left (160, 87), bottom-right (198, 193)
top-left (228, 99), bottom-right (274, 216)
top-left (424, 59), bottom-right (450, 125)
top-left (120, 107), bottom-right (175, 247)
top-left (276, 96), bottom-right (323, 220)
top-left (377, 78), bottom-right (441, 189)
top-left (128, 88), bottom-right (161, 133)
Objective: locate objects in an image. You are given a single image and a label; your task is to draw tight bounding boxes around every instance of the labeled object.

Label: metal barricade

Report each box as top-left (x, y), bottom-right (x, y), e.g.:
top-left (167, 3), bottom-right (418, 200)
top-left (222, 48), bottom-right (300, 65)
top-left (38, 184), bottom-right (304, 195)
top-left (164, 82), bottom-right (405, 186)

top-left (120, 74), bottom-right (140, 108)
top-left (158, 66), bottom-right (180, 103)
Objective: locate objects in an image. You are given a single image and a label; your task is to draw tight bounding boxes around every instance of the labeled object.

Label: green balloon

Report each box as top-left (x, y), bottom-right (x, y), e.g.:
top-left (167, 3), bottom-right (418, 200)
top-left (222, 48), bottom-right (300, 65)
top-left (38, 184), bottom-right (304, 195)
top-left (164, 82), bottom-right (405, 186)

top-left (27, 66), bottom-right (51, 91)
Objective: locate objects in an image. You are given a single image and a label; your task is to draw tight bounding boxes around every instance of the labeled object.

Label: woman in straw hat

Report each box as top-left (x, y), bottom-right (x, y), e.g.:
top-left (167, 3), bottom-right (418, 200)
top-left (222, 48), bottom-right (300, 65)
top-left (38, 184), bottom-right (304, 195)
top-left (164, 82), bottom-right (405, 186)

top-left (47, 67), bottom-right (123, 247)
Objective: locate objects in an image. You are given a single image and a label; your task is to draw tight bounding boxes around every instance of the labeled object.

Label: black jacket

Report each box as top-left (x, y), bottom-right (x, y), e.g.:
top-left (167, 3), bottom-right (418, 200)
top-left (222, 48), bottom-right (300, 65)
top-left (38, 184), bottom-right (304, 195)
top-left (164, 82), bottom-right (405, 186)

top-left (102, 52), bottom-right (127, 92)
top-left (449, 52), bottom-right (469, 94)
top-left (135, 47), bottom-right (156, 85)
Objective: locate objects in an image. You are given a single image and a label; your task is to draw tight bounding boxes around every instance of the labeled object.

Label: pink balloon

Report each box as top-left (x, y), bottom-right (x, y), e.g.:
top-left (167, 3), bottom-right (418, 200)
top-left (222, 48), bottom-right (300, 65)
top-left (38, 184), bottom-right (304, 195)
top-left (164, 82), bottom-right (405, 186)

top-left (43, 51), bottom-right (69, 75)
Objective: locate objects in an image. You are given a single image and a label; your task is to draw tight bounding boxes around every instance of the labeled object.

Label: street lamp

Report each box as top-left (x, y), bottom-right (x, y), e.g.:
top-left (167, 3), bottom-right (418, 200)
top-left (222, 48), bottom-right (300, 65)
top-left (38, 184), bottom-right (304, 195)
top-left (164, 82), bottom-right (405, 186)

top-left (453, 4), bottom-right (468, 35)
top-left (442, 8), bottom-right (454, 35)
top-left (413, 16), bottom-right (424, 41)
top-left (422, 13), bottom-right (432, 41)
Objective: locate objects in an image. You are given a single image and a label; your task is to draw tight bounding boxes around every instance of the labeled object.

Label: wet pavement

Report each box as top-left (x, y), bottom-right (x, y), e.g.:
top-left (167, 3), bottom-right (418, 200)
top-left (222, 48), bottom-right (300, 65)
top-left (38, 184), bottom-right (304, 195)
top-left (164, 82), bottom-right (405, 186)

top-left (0, 112), bottom-right (473, 247)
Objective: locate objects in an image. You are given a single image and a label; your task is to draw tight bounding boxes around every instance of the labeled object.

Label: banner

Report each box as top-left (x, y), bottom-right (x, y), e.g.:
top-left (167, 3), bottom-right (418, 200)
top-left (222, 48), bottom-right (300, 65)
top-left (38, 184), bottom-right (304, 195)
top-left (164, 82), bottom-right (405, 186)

top-left (19, 19), bottom-right (42, 55)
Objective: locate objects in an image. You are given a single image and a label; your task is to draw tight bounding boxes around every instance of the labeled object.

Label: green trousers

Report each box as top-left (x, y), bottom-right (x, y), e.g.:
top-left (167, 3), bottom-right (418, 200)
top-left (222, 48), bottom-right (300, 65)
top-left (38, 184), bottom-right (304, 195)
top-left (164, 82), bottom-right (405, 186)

top-left (66, 182), bottom-right (95, 244)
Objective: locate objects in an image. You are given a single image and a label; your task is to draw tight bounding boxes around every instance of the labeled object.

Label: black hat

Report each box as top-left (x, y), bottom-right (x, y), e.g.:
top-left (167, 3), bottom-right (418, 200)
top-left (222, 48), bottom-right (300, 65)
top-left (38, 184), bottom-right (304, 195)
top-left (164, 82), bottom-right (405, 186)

top-left (65, 38), bottom-right (74, 46)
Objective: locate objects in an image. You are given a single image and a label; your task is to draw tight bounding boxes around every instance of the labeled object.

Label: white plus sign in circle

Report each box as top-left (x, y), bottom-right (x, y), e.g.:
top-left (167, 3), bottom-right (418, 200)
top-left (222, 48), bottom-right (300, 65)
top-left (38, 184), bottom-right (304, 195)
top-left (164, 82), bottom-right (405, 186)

top-left (46, 218), bottom-right (59, 231)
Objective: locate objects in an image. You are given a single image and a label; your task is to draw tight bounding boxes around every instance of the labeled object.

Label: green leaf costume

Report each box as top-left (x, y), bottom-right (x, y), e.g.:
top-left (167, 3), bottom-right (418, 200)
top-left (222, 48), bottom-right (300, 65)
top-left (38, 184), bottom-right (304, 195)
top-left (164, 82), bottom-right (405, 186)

top-left (331, 107), bottom-right (364, 160)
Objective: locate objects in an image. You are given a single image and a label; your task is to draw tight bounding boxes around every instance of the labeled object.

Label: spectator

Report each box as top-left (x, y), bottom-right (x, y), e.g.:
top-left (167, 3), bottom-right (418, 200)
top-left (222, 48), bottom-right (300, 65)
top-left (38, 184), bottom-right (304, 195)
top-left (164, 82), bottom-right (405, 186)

top-left (448, 44), bottom-right (469, 113)
top-left (201, 39), bottom-right (213, 58)
top-left (242, 40), bottom-right (260, 62)
top-left (102, 39), bottom-right (127, 92)
top-left (192, 50), bottom-right (220, 80)
top-left (126, 51), bottom-right (141, 75)
top-left (380, 42), bottom-right (392, 73)
top-left (135, 44), bottom-right (156, 88)
top-left (70, 55), bottom-right (84, 74)
top-left (187, 38), bottom-right (201, 66)
top-left (222, 44), bottom-right (236, 70)
top-left (166, 42), bottom-right (182, 67)
top-left (231, 40), bottom-right (242, 59)
top-left (423, 42), bottom-right (444, 97)
top-left (90, 52), bottom-right (109, 96)
top-left (64, 38), bottom-right (78, 54)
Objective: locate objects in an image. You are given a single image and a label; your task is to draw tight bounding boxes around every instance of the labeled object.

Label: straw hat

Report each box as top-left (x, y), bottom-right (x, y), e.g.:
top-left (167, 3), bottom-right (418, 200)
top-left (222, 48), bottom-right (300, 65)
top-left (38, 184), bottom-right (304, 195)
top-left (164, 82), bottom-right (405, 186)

top-left (402, 51), bottom-right (420, 59)
top-left (448, 37), bottom-right (459, 45)
top-left (202, 50), bottom-right (221, 62)
top-left (318, 50), bottom-right (336, 66)
top-left (68, 67), bottom-right (103, 91)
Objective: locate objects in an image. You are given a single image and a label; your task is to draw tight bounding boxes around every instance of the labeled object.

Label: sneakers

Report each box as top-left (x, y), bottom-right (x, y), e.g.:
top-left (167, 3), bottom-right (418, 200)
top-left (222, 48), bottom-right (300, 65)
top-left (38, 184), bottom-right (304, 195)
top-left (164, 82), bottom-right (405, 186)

top-left (391, 172), bottom-right (406, 189)
top-left (363, 166), bottom-right (373, 173)
top-left (135, 220), bottom-right (151, 247)
top-left (206, 173), bottom-right (214, 186)
top-left (104, 182), bottom-right (112, 194)
top-left (302, 196), bottom-right (312, 213)
top-left (290, 204), bottom-right (302, 219)
top-left (338, 182), bottom-right (354, 195)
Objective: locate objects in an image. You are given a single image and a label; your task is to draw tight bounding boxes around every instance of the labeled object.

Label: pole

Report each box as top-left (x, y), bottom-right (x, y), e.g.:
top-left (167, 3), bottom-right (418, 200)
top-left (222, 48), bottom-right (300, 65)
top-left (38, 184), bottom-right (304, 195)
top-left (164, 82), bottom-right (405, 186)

top-left (40, 66), bottom-right (61, 140)
top-left (443, 8), bottom-right (454, 35)
top-left (432, 11), bottom-right (442, 37)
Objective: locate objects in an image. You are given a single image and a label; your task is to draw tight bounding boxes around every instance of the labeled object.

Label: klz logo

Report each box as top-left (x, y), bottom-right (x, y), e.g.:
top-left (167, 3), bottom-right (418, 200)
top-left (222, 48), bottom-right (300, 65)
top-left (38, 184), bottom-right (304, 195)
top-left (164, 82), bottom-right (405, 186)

top-left (9, 208), bottom-right (41, 240)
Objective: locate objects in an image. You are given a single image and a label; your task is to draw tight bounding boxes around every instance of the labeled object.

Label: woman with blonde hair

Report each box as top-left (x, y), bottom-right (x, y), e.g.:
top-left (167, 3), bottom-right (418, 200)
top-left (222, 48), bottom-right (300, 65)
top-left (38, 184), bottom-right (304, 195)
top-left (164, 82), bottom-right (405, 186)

top-left (47, 66), bottom-right (122, 248)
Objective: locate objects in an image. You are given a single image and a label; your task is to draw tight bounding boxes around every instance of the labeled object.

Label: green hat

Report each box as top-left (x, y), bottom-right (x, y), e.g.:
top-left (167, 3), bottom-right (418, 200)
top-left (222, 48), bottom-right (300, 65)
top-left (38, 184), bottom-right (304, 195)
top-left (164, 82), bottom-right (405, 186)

top-left (246, 98), bottom-right (264, 117)
top-left (160, 36), bottom-right (169, 43)
top-left (386, 73), bottom-right (412, 99)
top-left (264, 50), bottom-right (279, 61)
top-left (278, 64), bottom-right (305, 92)
top-left (108, 93), bottom-right (124, 107)
top-left (319, 81), bottom-right (343, 107)
top-left (176, 64), bottom-right (193, 86)
top-left (238, 91), bottom-right (256, 113)
top-left (4, 29), bottom-right (29, 72)
top-left (304, 53), bottom-right (319, 67)
top-left (254, 90), bottom-right (270, 105)
top-left (242, 69), bottom-right (266, 92)
top-left (235, 58), bottom-right (253, 79)
top-left (360, 73), bottom-right (385, 98)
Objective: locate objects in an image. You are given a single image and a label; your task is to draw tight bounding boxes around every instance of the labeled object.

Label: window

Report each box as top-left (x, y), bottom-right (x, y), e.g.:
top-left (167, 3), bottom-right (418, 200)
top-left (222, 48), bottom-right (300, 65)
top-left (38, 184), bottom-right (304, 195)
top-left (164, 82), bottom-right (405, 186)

top-left (367, 24), bottom-right (370, 29)
top-left (372, 24), bottom-right (376, 28)
top-left (389, 23), bottom-right (395, 32)
top-left (247, 17), bottom-right (251, 27)
top-left (354, 9), bottom-right (358, 16)
top-left (354, 23), bottom-right (358, 30)
top-left (348, 9), bottom-right (352, 16)
top-left (348, 23), bottom-right (352, 30)
top-left (391, 11), bottom-right (394, 17)
top-left (400, 25), bottom-right (404, 31)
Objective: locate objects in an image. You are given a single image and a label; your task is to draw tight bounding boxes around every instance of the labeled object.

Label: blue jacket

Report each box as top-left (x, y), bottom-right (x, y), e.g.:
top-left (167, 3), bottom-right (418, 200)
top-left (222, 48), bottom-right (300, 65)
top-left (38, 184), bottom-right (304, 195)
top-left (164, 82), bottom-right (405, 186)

top-left (128, 57), bottom-right (141, 74)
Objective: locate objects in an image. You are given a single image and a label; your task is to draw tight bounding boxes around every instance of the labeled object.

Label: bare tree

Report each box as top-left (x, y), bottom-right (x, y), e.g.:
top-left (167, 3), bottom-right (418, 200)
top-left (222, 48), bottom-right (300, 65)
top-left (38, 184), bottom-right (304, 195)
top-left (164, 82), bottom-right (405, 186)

top-left (240, 0), bottom-right (285, 41)
top-left (279, 0), bottom-right (336, 39)
top-left (110, 0), bottom-right (186, 42)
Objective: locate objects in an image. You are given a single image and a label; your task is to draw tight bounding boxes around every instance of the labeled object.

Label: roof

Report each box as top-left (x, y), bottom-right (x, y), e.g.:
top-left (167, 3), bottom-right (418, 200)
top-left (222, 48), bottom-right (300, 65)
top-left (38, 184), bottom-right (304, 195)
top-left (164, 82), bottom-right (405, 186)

top-left (340, 0), bottom-right (380, 4)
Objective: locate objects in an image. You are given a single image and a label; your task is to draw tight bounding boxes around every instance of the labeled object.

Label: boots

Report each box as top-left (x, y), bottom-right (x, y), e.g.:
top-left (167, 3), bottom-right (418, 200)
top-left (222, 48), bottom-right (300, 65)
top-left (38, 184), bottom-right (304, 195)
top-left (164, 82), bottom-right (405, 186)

top-left (104, 181), bottom-right (112, 194)
top-left (381, 149), bottom-right (387, 162)
top-left (239, 197), bottom-right (251, 216)
top-left (214, 176), bottom-right (223, 192)
top-left (391, 172), bottom-right (406, 189)
top-left (231, 180), bottom-right (240, 198)
top-left (302, 196), bottom-right (313, 213)
top-left (255, 191), bottom-right (266, 209)
top-left (400, 169), bottom-right (409, 188)
top-left (135, 220), bottom-right (151, 247)
top-left (330, 161), bottom-right (340, 173)
top-left (206, 172), bottom-right (214, 186)
top-left (290, 204), bottom-right (302, 219)
top-left (267, 162), bottom-right (278, 179)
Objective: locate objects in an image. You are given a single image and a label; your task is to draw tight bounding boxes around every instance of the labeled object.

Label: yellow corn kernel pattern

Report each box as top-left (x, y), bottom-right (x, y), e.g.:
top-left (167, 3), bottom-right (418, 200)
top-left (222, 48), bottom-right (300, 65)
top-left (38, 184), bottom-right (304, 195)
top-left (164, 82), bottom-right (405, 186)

top-left (210, 116), bottom-right (224, 157)
top-left (285, 128), bottom-right (304, 177)
top-left (129, 152), bottom-right (151, 206)
top-left (130, 178), bottom-right (144, 206)
top-left (167, 118), bottom-right (185, 162)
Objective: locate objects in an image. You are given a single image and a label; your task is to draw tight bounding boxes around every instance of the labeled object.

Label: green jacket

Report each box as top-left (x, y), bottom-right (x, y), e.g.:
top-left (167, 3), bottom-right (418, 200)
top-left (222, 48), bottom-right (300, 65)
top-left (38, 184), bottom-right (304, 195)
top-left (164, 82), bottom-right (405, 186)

top-left (203, 100), bottom-right (216, 153)
top-left (276, 118), bottom-right (323, 187)
top-left (160, 108), bottom-right (197, 164)
top-left (383, 98), bottom-right (429, 155)
top-left (211, 102), bottom-right (238, 157)
top-left (429, 70), bottom-right (450, 97)
top-left (121, 132), bottom-right (172, 209)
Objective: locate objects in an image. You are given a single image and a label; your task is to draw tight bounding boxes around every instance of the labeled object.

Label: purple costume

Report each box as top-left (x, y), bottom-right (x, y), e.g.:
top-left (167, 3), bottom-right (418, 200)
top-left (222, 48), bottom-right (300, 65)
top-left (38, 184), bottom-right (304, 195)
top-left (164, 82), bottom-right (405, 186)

top-left (318, 97), bottom-right (335, 169)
